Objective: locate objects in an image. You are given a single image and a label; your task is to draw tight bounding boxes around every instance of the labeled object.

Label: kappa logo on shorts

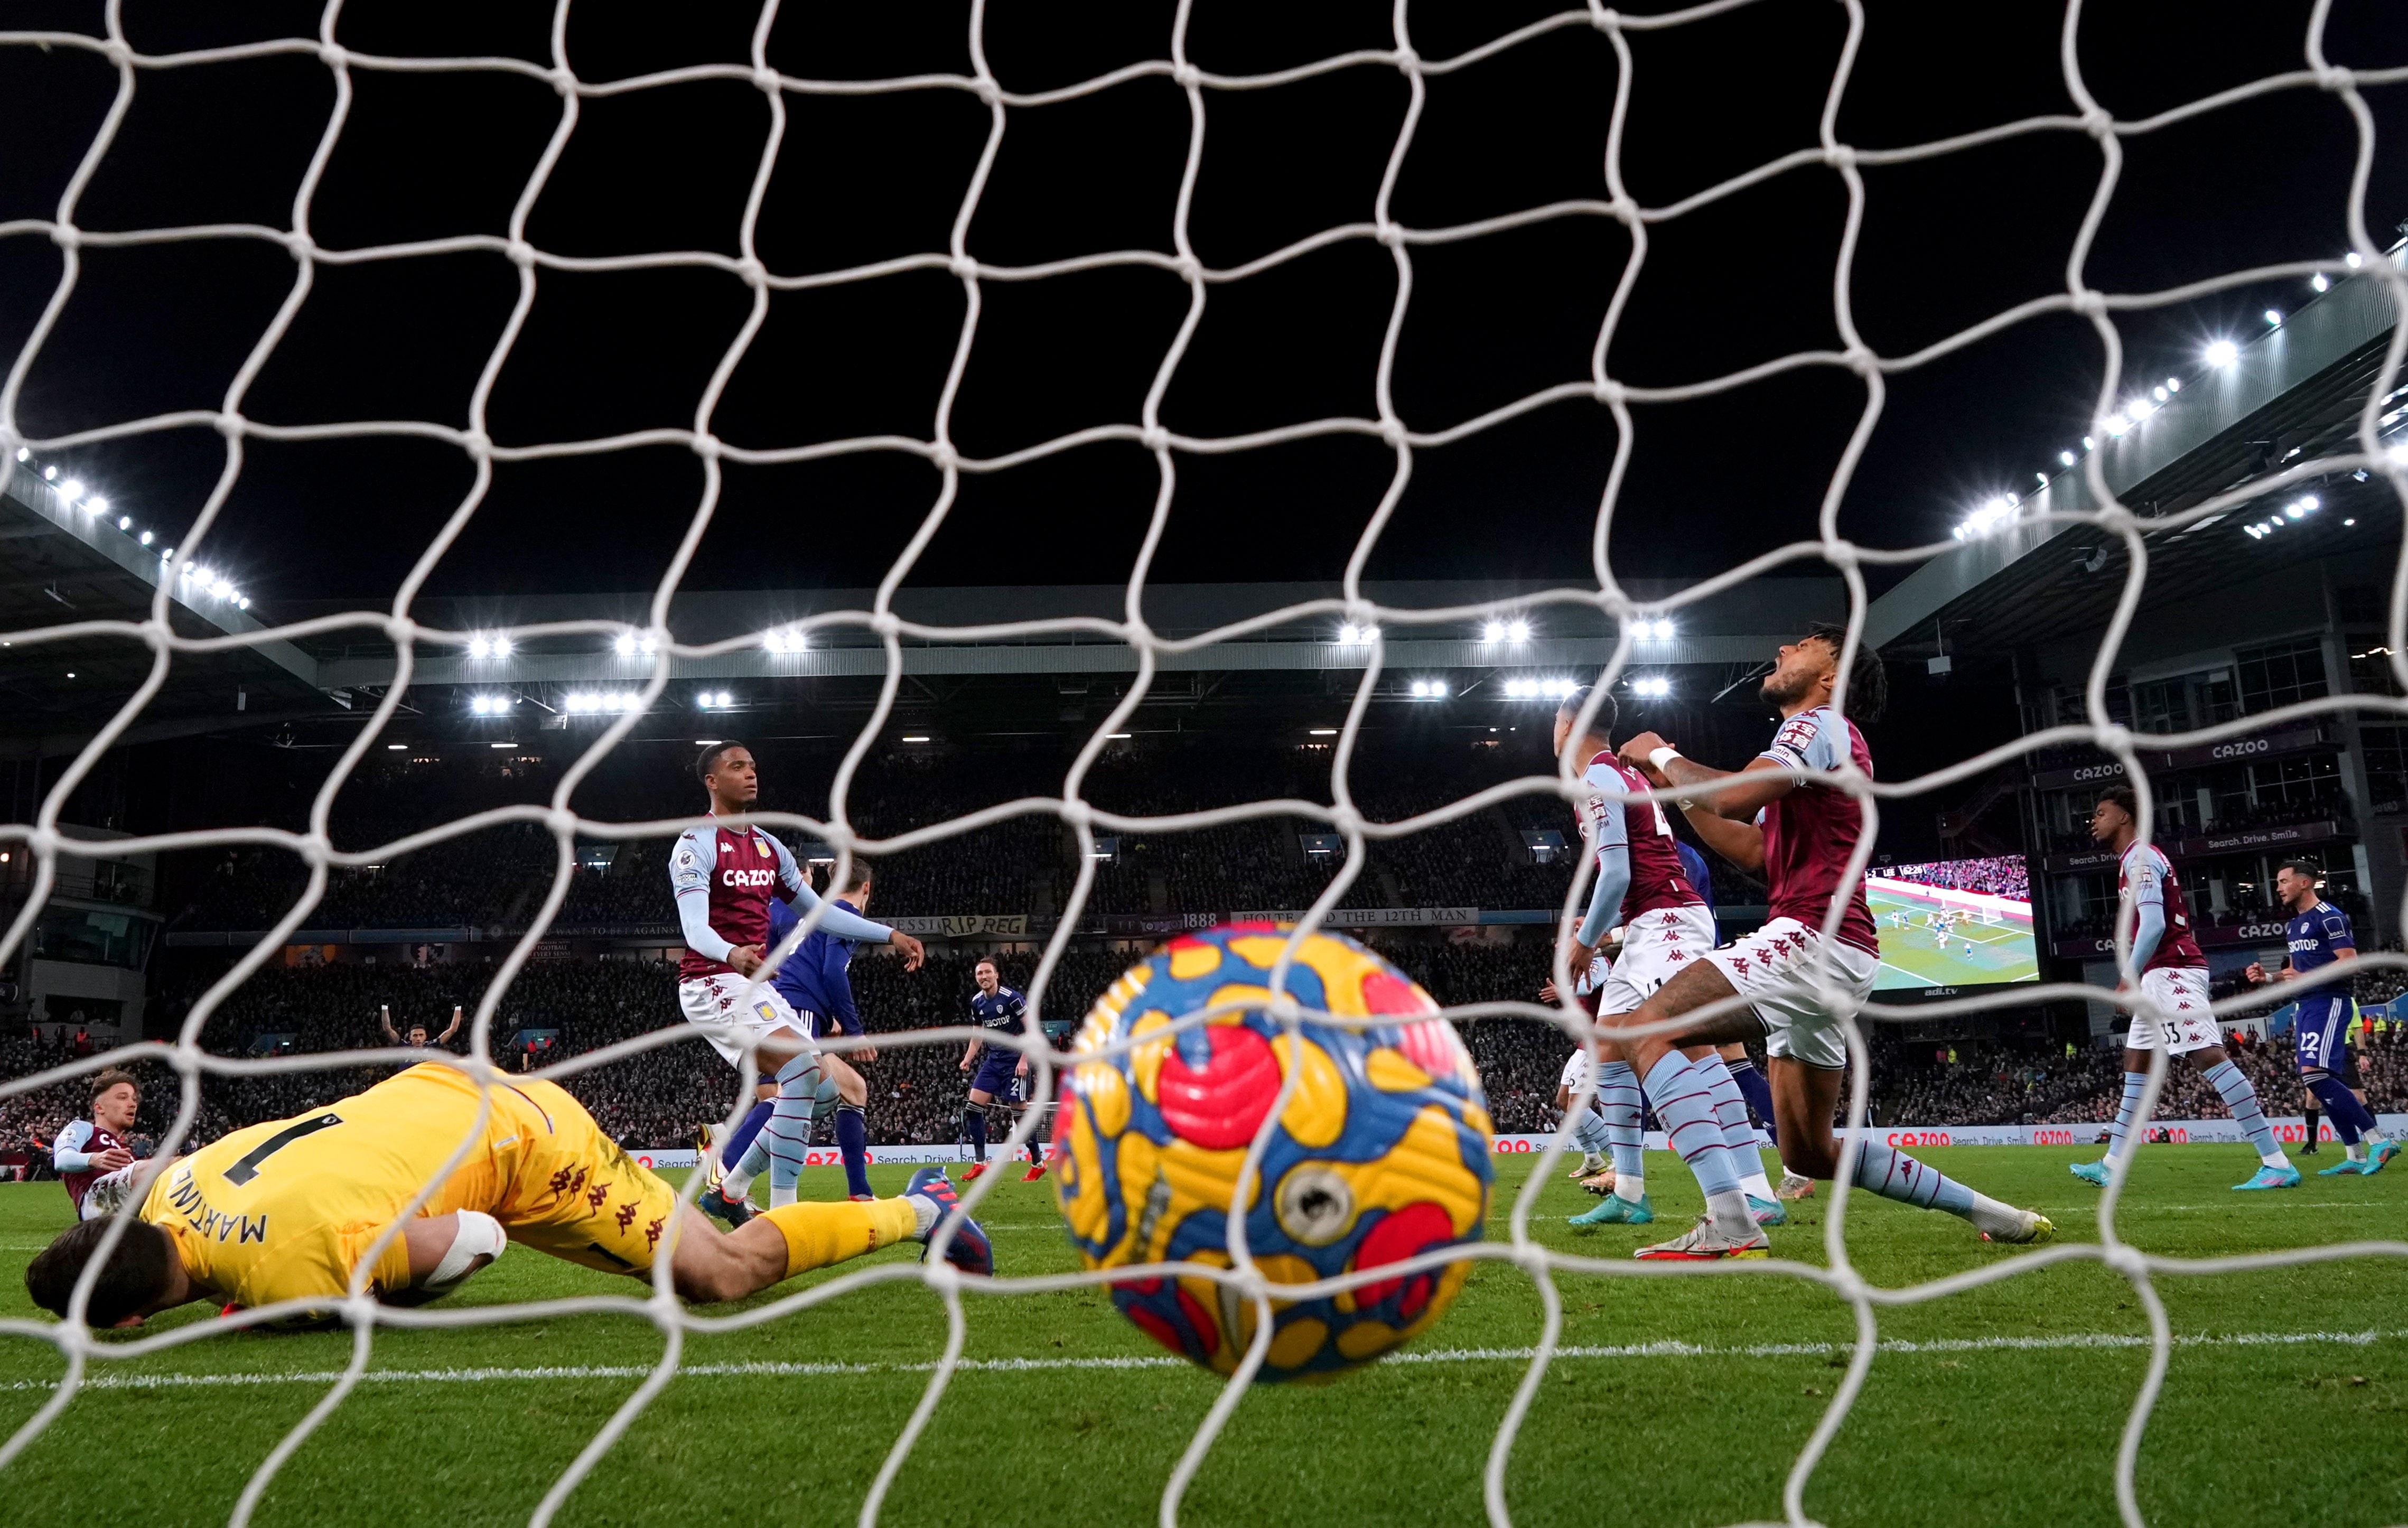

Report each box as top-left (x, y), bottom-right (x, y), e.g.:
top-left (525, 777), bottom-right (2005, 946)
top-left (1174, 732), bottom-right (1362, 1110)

top-left (1666, 948), bottom-right (1686, 962)
top-left (615, 1203), bottom-right (639, 1232)
top-left (549, 1166), bottom-right (587, 1201)
top-left (645, 1215), bottom-right (665, 1250)
top-left (586, 1179), bottom-right (612, 1212)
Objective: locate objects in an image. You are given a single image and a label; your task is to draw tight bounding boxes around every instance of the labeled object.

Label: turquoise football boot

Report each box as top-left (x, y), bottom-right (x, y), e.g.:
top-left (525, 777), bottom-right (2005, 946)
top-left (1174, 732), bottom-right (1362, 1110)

top-left (2232, 1163), bottom-right (2301, 1191)
top-left (1569, 1193), bottom-right (1654, 1229)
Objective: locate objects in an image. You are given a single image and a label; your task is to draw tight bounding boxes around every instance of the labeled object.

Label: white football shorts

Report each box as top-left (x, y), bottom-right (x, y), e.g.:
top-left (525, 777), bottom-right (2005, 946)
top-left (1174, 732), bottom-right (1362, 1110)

top-left (1594, 904), bottom-right (1719, 1015)
top-left (1558, 1046), bottom-right (1592, 1093)
top-left (2124, 966), bottom-right (2222, 1054)
top-left (1703, 916), bottom-right (1878, 1072)
top-left (677, 973), bottom-right (815, 1069)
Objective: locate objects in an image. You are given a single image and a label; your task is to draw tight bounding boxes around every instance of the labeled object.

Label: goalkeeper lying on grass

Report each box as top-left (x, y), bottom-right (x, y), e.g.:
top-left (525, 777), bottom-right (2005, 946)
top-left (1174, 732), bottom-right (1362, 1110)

top-left (24, 1063), bottom-right (990, 1329)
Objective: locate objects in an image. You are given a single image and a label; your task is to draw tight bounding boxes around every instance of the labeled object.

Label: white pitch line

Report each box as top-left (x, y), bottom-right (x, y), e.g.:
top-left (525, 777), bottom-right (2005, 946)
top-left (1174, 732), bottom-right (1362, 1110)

top-left (1, 1327), bottom-right (2396, 1395)
top-left (1876, 959), bottom-right (1944, 986)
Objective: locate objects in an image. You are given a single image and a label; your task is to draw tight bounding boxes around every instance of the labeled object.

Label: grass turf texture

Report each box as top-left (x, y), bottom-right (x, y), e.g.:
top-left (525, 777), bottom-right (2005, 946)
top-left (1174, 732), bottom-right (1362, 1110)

top-left (1864, 883), bottom-right (2040, 991)
top-left (2, 1147), bottom-right (2402, 1527)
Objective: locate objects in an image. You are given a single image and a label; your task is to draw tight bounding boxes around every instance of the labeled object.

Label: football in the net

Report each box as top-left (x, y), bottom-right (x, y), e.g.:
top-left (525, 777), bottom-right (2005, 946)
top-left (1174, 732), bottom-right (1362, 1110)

top-left (1050, 923), bottom-right (1495, 1381)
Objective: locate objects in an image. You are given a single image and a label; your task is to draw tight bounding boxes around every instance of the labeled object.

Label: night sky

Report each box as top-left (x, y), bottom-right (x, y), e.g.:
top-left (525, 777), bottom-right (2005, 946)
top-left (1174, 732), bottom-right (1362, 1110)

top-left (2, 0), bottom-right (2404, 611)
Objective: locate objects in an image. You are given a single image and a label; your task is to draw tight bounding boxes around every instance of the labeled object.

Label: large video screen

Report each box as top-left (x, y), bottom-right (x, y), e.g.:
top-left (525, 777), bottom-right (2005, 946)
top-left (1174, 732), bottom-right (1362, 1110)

top-left (1863, 855), bottom-right (2041, 992)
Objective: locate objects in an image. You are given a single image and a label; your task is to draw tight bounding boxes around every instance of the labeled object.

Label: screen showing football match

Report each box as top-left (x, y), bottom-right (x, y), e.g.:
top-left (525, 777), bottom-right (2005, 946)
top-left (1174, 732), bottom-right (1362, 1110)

top-left (1863, 855), bottom-right (2042, 992)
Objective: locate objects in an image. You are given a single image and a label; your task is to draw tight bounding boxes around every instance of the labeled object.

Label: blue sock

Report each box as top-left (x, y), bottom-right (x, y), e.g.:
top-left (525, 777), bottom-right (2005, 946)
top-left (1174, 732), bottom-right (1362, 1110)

top-left (2306, 1074), bottom-right (2374, 1145)
top-left (720, 1100), bottom-right (771, 1169)
top-left (1596, 1060), bottom-right (1646, 1181)
top-left (1726, 1055), bottom-right (1777, 1146)
top-left (764, 1051), bottom-right (823, 1200)
top-left (836, 1103), bottom-right (872, 1197)
top-left (2201, 1059), bottom-right (2284, 1164)
top-left (2103, 1071), bottom-right (2148, 1159)
top-left (966, 1107), bottom-right (987, 1162)
top-left (1639, 1053), bottom-right (1742, 1203)
top-left (1850, 1140), bottom-right (1975, 1217)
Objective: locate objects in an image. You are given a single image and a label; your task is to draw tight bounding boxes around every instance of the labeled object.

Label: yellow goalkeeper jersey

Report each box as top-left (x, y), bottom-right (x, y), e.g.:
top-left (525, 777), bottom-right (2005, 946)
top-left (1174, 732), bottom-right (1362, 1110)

top-left (141, 1063), bottom-right (679, 1312)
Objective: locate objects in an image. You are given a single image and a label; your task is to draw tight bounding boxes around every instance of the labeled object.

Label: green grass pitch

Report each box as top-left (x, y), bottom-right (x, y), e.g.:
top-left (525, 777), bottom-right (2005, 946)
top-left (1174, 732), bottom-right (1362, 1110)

top-left (3, 1148), bottom-right (2402, 1527)
top-left (1865, 884), bottom-right (2041, 991)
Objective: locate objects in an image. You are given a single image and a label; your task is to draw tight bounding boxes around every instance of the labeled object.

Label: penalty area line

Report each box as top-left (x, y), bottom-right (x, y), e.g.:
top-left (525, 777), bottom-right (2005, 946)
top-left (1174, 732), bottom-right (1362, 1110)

top-left (4, 1326), bottom-right (2398, 1394)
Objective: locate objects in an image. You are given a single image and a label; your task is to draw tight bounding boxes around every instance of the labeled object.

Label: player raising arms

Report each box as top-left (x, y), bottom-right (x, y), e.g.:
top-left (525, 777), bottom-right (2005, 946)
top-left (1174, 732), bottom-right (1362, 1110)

top-left (673, 742), bottom-right (924, 1220)
top-left (1550, 686), bottom-right (1781, 1233)
top-left (2243, 858), bottom-right (2394, 1177)
top-left (960, 956), bottom-right (1044, 1181)
top-left (1613, 625), bottom-right (2054, 1258)
top-left (2069, 787), bottom-right (2298, 1191)
top-left (380, 1004), bottom-right (463, 1050)
top-left (23, 1062), bottom-right (988, 1331)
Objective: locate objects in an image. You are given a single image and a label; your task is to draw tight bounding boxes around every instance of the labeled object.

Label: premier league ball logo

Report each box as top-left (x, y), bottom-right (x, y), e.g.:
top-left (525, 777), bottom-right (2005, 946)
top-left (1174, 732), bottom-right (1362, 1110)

top-left (1051, 924), bottom-right (1494, 1382)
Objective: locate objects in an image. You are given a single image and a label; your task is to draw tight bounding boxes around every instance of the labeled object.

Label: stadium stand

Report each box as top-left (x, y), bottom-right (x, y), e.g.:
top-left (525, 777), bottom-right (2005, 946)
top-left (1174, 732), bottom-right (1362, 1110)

top-left (10, 936), bottom-right (2401, 1163)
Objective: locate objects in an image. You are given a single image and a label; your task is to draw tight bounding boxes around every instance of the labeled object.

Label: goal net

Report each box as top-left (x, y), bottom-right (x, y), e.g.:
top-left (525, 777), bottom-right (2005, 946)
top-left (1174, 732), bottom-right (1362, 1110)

top-left (2, 4), bottom-right (2405, 1526)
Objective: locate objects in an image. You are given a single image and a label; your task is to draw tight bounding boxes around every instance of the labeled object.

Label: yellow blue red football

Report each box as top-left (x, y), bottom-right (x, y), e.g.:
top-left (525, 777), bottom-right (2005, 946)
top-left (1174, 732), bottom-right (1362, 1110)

top-left (1050, 923), bottom-right (1494, 1381)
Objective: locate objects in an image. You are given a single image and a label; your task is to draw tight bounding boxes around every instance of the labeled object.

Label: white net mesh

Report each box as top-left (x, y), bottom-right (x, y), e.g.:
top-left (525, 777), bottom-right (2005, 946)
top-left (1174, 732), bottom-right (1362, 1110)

top-left (3, 3), bottom-right (2407, 1525)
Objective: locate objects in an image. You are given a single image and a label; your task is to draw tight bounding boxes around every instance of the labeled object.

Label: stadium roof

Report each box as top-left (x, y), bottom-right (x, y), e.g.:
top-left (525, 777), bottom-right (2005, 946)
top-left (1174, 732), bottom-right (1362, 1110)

top-left (0, 523), bottom-right (1845, 754)
top-left (1865, 243), bottom-right (2407, 658)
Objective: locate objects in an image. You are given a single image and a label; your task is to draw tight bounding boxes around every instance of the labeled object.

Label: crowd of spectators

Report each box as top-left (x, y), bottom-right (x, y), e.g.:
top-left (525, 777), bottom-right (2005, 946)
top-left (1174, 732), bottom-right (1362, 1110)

top-left (1, 937), bottom-right (1588, 1155)
top-left (1862, 1027), bottom-right (2408, 1128)
top-left (168, 740), bottom-right (1736, 934)
top-left (15, 939), bottom-right (2408, 1164)
top-left (1878, 856), bottom-right (2028, 900)
top-left (1866, 1038), bottom-right (2126, 1127)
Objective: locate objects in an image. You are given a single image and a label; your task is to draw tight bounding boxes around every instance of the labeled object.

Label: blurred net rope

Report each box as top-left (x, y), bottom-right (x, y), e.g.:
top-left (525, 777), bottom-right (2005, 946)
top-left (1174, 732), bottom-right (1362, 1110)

top-left (2, 3), bottom-right (2406, 1526)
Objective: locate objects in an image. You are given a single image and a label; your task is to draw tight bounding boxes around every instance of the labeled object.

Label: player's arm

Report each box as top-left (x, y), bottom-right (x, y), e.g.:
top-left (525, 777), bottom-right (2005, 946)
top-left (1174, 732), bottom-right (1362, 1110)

top-left (670, 830), bottom-right (749, 969)
top-left (825, 940), bottom-right (873, 1064)
top-left (2124, 877), bottom-right (2166, 973)
top-left (379, 1005), bottom-right (400, 1043)
top-left (437, 1005), bottom-right (463, 1043)
top-left (2323, 908), bottom-right (2357, 970)
top-left (1566, 842), bottom-right (1630, 979)
top-left (1677, 802), bottom-right (1765, 871)
top-left (759, 896), bottom-right (801, 979)
top-left (1012, 992), bottom-right (1034, 1075)
top-left (773, 841), bottom-right (924, 970)
top-left (1620, 730), bottom-right (1796, 822)
top-left (50, 1119), bottom-right (101, 1175)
